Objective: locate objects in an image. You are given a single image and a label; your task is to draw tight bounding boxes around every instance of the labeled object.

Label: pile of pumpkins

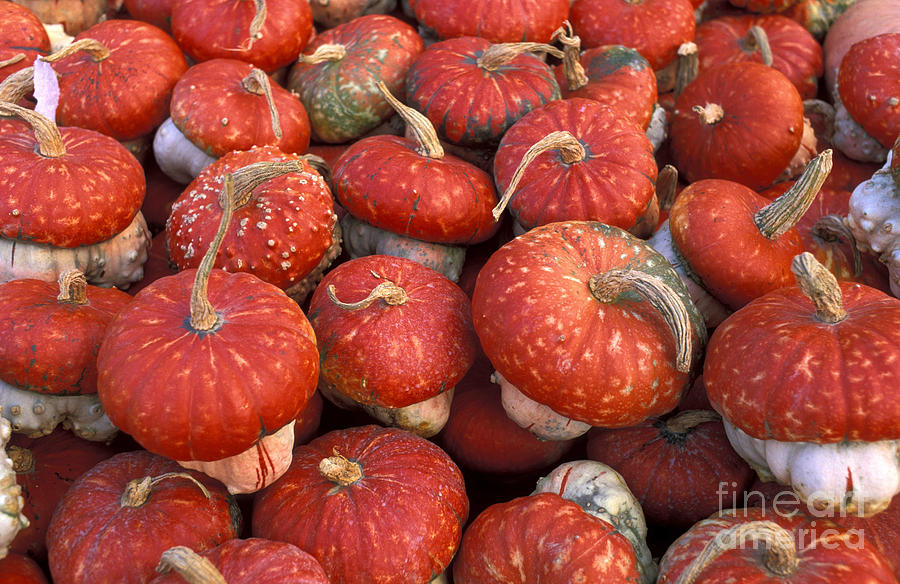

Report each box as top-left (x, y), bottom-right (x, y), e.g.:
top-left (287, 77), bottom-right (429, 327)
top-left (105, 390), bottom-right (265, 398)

top-left (1, 0), bottom-right (899, 581)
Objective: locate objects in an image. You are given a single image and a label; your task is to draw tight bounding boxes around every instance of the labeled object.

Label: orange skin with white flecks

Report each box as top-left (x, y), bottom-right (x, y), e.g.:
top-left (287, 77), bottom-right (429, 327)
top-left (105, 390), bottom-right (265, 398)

top-left (51, 19), bottom-right (188, 142)
top-left (472, 221), bottom-right (706, 428)
top-left (838, 33), bottom-right (900, 149)
top-left (493, 98), bottom-right (658, 233)
top-left (668, 179), bottom-right (806, 310)
top-left (170, 59), bottom-right (311, 158)
top-left (704, 280), bottom-right (900, 443)
top-left (0, 3), bottom-right (50, 83)
top-left (407, 0), bottom-right (570, 43)
top-left (171, 0), bottom-right (313, 72)
top-left (96, 268), bottom-right (320, 462)
top-left (570, 0), bottom-right (695, 70)
top-left (253, 425), bottom-right (469, 584)
top-left (0, 123), bottom-right (145, 248)
top-left (308, 255), bottom-right (476, 409)
top-left (334, 136), bottom-right (499, 245)
top-left (454, 492), bottom-right (641, 583)
top-left (166, 146), bottom-right (336, 291)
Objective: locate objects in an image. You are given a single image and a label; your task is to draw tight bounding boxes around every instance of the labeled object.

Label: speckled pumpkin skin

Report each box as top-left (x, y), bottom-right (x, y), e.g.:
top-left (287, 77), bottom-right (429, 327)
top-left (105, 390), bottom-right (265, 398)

top-left (405, 36), bottom-right (561, 146)
top-left (406, 0), bottom-right (570, 43)
top-left (454, 492), bottom-right (641, 583)
top-left (308, 255), bottom-right (476, 409)
top-left (472, 221), bottom-right (705, 428)
top-left (252, 425), bottom-right (469, 584)
top-left (286, 14), bottom-right (424, 144)
top-left (0, 2), bottom-right (50, 82)
top-left (0, 121), bottom-right (145, 248)
top-left (96, 269), bottom-right (320, 462)
top-left (838, 33), bottom-right (900, 149)
top-left (704, 281), bottom-right (900, 443)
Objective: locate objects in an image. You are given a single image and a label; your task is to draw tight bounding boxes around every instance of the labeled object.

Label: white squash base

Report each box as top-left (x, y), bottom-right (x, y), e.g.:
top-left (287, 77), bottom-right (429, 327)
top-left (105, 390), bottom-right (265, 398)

top-left (152, 117), bottom-right (218, 185)
top-left (494, 371), bottom-right (591, 441)
top-left (0, 379), bottom-right (117, 442)
top-left (178, 421), bottom-right (295, 495)
top-left (724, 420), bottom-right (900, 517)
top-left (0, 412), bottom-right (28, 559)
top-left (832, 83), bottom-right (889, 164)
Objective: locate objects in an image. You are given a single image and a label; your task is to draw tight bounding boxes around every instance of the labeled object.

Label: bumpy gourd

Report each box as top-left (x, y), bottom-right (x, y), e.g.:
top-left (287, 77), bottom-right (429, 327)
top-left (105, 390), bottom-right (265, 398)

top-left (0, 410), bottom-right (28, 559)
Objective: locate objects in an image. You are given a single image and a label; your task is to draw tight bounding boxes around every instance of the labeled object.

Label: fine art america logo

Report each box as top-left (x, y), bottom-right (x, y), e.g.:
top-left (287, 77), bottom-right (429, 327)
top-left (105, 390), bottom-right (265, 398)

top-left (716, 482), bottom-right (868, 550)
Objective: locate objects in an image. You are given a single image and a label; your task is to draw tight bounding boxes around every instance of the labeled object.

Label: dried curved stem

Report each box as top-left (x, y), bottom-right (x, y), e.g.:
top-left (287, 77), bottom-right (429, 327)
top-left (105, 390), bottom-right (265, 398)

top-left (327, 277), bottom-right (409, 311)
top-left (743, 25), bottom-right (774, 67)
top-left (376, 80), bottom-right (443, 159)
top-left (224, 159), bottom-right (304, 209)
top-left (0, 102), bottom-right (65, 158)
top-left (476, 42), bottom-right (564, 72)
top-left (791, 252), bottom-right (847, 324)
top-left (120, 473), bottom-right (211, 508)
top-left (242, 68), bottom-right (282, 140)
top-left (755, 150), bottom-right (832, 240)
top-left (553, 20), bottom-right (588, 91)
top-left (189, 174), bottom-right (235, 332)
top-left (300, 43), bottom-right (347, 64)
top-left (41, 38), bottom-right (110, 62)
top-left (156, 547), bottom-right (226, 584)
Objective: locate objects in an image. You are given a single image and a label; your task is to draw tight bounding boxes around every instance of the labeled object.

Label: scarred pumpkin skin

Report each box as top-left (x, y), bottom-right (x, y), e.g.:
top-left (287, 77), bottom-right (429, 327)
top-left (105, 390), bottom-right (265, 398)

top-left (51, 19), bottom-right (189, 142)
top-left (171, 0), bottom-right (314, 72)
top-left (252, 425), bottom-right (469, 584)
top-left (169, 59), bottom-right (311, 158)
top-left (838, 33), bottom-right (900, 149)
top-left (554, 44), bottom-right (658, 131)
top-left (308, 255), bottom-right (476, 409)
top-left (704, 280), bottom-right (900, 443)
top-left (405, 36), bottom-right (561, 147)
top-left (0, 122), bottom-right (145, 248)
top-left (406, 0), bottom-right (570, 43)
top-left (472, 221), bottom-right (706, 428)
top-left (96, 269), bottom-right (320, 462)
top-left (0, 3), bottom-right (50, 82)
top-left (286, 14), bottom-right (424, 144)
top-left (46, 450), bottom-right (241, 584)
top-left (453, 492), bottom-right (641, 583)
top-left (0, 277), bottom-right (132, 395)
top-left (670, 62), bottom-right (804, 190)
top-left (493, 98), bottom-right (658, 232)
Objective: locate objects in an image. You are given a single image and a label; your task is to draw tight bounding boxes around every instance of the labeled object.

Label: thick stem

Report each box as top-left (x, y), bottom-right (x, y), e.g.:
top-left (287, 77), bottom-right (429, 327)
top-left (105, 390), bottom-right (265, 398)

top-left (0, 65), bottom-right (34, 104)
top-left (156, 547), bottom-right (227, 584)
top-left (376, 80), bottom-right (443, 159)
top-left (319, 451), bottom-right (363, 486)
top-left (588, 269), bottom-right (694, 373)
top-left (692, 102), bottom-right (724, 125)
top-left (248, 0), bottom-right (267, 45)
top-left (224, 159), bottom-right (304, 209)
top-left (42, 38), bottom-right (110, 62)
top-left (492, 131), bottom-right (586, 220)
top-left (811, 214), bottom-right (863, 276)
top-left (57, 270), bottom-right (88, 305)
top-left (300, 43), bottom-right (347, 64)
top-left (742, 25), bottom-right (774, 67)
top-left (673, 521), bottom-right (799, 584)
top-left (476, 42), bottom-right (564, 72)
top-left (120, 473), bottom-right (211, 508)
top-left (242, 68), bottom-right (281, 140)
top-left (553, 21), bottom-right (588, 91)
top-left (189, 174), bottom-right (235, 332)
top-left (665, 409), bottom-right (720, 434)
top-left (656, 164), bottom-right (679, 212)
top-left (0, 102), bottom-right (65, 158)
top-left (755, 150), bottom-right (832, 240)
top-left (674, 42), bottom-right (698, 99)
top-left (790, 252), bottom-right (847, 324)
top-left (327, 273), bottom-right (409, 310)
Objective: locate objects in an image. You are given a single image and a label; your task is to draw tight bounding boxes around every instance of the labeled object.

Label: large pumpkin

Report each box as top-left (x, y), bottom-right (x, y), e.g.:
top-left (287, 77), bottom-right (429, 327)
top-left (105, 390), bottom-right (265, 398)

top-left (406, 0), bottom-right (570, 43)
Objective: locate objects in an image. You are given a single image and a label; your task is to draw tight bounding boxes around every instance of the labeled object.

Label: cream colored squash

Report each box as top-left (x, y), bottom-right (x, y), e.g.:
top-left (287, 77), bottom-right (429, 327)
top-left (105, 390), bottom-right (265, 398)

top-left (0, 378), bottom-right (118, 442)
top-left (178, 421), bottom-right (295, 495)
top-left (494, 370), bottom-right (591, 441)
top-left (0, 211), bottom-right (151, 290)
top-left (724, 420), bottom-right (900, 518)
top-left (0, 410), bottom-right (28, 559)
top-left (361, 389), bottom-right (454, 438)
top-left (152, 116), bottom-right (218, 185)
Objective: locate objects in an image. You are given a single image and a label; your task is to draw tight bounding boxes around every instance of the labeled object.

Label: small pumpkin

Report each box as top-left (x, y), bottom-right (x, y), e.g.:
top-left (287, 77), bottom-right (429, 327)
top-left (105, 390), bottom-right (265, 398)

top-left (837, 33), bottom-right (900, 150)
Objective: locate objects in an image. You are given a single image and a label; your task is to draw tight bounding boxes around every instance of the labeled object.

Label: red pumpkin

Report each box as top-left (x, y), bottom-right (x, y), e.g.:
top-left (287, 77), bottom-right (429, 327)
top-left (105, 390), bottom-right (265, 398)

top-left (822, 0), bottom-right (900, 95)
top-left (46, 450), bottom-right (240, 584)
top-left (694, 14), bottom-right (823, 99)
top-left (570, 0), bottom-right (696, 71)
top-left (307, 254), bottom-right (476, 409)
top-left (472, 221), bottom-right (706, 429)
top-left (0, 271), bottom-right (131, 395)
top-left (47, 19), bottom-right (188, 142)
top-left (0, 105), bottom-right (145, 248)
top-left (657, 507), bottom-right (896, 583)
top-left (0, 552), bottom-right (48, 584)
top-left (405, 36), bottom-right (562, 147)
top-left (670, 62), bottom-right (805, 190)
top-left (122, 0), bottom-right (175, 32)
top-left (406, 0), bottom-right (570, 43)
top-left (286, 14), bottom-right (424, 144)
top-left (454, 492), bottom-right (642, 582)
top-left (586, 410), bottom-right (755, 529)
top-left (8, 428), bottom-right (116, 562)
top-left (253, 425), bottom-right (469, 584)
top-left (0, 2), bottom-right (50, 83)
top-left (166, 146), bottom-right (337, 296)
top-left (150, 539), bottom-right (330, 584)
top-left (492, 98), bottom-right (658, 234)
top-left (837, 33), bottom-right (900, 149)
top-left (170, 0), bottom-right (314, 72)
